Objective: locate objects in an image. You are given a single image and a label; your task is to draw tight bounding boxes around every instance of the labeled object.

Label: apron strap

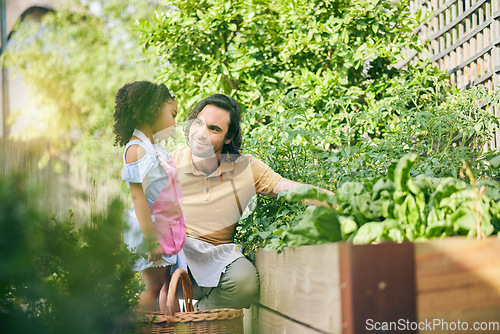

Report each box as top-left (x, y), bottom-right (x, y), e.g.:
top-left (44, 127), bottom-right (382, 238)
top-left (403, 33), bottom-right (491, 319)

top-left (231, 179), bottom-right (244, 216)
top-left (133, 129), bottom-right (183, 216)
top-left (132, 129), bottom-right (155, 151)
top-left (220, 174), bottom-right (243, 217)
top-left (133, 128), bottom-right (169, 165)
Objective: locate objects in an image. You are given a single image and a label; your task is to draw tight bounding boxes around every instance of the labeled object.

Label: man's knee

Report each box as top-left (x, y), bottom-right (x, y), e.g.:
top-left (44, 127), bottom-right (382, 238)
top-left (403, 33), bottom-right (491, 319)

top-left (220, 258), bottom-right (259, 306)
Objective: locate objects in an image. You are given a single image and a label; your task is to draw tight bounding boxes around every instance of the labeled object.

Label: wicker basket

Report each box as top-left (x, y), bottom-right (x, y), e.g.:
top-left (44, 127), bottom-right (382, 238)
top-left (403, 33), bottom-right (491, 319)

top-left (135, 269), bottom-right (243, 334)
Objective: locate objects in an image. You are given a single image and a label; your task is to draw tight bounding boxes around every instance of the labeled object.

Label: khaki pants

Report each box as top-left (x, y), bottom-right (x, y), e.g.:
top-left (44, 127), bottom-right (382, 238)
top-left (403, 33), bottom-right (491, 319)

top-left (191, 257), bottom-right (259, 311)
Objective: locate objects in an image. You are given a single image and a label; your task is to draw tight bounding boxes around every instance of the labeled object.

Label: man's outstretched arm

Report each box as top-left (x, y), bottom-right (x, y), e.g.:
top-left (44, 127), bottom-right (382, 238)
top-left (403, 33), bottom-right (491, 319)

top-left (267, 177), bottom-right (335, 208)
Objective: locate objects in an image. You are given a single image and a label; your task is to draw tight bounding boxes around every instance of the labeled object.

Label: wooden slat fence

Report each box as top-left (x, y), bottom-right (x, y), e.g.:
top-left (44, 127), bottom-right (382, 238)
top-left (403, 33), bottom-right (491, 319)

top-left (1, 138), bottom-right (122, 225)
top-left (404, 0), bottom-right (500, 148)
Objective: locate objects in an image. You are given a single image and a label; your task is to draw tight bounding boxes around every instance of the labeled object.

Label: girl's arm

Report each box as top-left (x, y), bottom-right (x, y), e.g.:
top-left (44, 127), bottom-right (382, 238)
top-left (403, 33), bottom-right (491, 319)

top-left (129, 183), bottom-right (163, 262)
top-left (126, 144), bottom-right (163, 262)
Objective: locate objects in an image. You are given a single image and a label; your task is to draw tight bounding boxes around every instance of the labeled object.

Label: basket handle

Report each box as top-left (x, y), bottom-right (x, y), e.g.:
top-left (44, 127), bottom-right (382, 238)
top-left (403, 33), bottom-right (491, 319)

top-left (166, 268), bottom-right (194, 323)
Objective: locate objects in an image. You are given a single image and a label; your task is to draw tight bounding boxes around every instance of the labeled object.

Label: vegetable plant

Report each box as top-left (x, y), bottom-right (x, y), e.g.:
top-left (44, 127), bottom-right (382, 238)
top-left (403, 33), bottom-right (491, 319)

top-left (270, 154), bottom-right (500, 252)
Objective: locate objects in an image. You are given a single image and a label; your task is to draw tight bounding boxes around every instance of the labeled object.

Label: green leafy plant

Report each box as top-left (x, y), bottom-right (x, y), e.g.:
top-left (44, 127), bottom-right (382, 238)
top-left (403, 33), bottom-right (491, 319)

top-left (235, 92), bottom-right (336, 260)
top-left (358, 69), bottom-right (500, 179)
top-left (270, 154), bottom-right (500, 252)
top-left (235, 82), bottom-right (500, 259)
top-left (0, 171), bottom-right (141, 334)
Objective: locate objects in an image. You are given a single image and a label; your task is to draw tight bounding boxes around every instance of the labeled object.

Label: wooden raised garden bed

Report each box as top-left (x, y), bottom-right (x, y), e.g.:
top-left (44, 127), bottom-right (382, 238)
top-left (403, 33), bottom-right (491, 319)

top-left (251, 237), bottom-right (500, 333)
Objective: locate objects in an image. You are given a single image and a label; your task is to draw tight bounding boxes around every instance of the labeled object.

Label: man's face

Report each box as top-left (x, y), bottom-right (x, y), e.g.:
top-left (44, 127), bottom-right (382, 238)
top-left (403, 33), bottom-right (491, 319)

top-left (188, 104), bottom-right (232, 158)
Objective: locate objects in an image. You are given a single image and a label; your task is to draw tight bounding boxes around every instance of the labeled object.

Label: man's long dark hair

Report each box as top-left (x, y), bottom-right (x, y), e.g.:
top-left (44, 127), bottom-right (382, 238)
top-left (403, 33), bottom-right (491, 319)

top-left (187, 94), bottom-right (243, 162)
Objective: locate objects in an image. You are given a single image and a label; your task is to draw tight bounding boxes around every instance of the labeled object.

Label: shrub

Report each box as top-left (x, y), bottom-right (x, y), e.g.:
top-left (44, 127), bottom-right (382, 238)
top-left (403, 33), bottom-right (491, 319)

top-left (0, 171), bottom-right (141, 334)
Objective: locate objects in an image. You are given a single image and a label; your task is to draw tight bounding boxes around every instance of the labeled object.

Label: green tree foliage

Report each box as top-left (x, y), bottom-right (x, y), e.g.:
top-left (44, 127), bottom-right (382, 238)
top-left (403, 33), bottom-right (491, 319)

top-left (0, 170), bottom-right (141, 334)
top-left (140, 0), bottom-right (426, 112)
top-left (2, 0), bottom-right (164, 178)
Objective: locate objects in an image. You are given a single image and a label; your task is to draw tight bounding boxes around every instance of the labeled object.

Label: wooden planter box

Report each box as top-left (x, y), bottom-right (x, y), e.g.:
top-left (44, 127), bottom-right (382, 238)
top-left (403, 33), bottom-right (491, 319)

top-left (251, 237), bottom-right (500, 333)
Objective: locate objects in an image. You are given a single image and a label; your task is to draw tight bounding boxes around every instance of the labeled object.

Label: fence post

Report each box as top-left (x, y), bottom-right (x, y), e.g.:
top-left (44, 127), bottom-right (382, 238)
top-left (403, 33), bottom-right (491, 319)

top-left (0, 0), bottom-right (9, 138)
top-left (494, 0), bottom-right (500, 148)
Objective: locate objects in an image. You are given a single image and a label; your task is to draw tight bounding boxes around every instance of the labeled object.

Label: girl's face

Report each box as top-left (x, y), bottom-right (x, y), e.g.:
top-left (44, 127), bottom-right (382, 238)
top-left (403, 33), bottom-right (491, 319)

top-left (153, 99), bottom-right (178, 139)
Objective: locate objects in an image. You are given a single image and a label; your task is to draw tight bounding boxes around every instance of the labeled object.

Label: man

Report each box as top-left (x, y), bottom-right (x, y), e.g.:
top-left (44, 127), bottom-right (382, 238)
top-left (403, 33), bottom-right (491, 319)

top-left (167, 93), bottom-right (329, 311)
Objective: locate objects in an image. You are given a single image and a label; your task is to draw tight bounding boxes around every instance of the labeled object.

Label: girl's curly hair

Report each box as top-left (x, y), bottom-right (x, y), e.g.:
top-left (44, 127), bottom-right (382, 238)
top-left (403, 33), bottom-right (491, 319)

top-left (113, 81), bottom-right (174, 146)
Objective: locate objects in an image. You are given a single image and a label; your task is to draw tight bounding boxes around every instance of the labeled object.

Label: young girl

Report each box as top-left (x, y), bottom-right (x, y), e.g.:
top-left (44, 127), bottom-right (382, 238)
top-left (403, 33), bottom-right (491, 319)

top-left (113, 81), bottom-right (186, 312)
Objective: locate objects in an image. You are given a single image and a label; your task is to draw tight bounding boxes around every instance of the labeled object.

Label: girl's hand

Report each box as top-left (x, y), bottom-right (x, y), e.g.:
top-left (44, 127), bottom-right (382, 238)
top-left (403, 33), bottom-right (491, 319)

top-left (148, 244), bottom-right (164, 262)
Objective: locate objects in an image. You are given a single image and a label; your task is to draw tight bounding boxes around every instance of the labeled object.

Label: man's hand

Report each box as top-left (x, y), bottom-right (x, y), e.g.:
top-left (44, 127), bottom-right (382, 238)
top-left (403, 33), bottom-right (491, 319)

top-left (268, 177), bottom-right (336, 208)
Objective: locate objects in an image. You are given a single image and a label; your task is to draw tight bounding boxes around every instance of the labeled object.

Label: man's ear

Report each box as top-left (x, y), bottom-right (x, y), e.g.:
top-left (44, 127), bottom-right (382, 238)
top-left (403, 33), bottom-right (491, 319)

top-left (224, 136), bottom-right (232, 145)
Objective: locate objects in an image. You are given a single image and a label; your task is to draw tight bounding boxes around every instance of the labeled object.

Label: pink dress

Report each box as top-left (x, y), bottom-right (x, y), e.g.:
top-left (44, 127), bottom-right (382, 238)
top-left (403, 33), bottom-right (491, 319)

top-left (122, 129), bottom-right (186, 271)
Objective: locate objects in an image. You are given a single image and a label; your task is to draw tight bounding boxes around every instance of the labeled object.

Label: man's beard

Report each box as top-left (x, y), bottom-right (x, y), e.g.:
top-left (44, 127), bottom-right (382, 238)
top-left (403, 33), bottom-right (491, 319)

top-left (189, 135), bottom-right (225, 158)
